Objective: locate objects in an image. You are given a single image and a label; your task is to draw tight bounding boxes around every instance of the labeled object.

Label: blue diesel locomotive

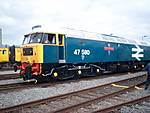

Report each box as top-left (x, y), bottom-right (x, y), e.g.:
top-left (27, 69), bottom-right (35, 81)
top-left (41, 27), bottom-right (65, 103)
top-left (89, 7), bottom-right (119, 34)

top-left (15, 31), bottom-right (150, 81)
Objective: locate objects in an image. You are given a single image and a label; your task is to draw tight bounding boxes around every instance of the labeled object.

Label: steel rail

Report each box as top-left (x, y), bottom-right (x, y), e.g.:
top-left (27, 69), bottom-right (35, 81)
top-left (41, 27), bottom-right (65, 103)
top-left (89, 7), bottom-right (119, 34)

top-left (0, 73), bottom-right (20, 80)
top-left (0, 82), bottom-right (35, 92)
top-left (93, 95), bottom-right (150, 113)
top-left (51, 83), bottom-right (141, 113)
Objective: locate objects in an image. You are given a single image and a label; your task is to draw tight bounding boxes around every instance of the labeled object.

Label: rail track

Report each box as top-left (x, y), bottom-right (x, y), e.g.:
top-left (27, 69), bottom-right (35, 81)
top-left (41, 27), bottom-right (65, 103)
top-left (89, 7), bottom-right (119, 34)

top-left (0, 73), bottom-right (147, 113)
top-left (0, 67), bottom-right (13, 71)
top-left (0, 72), bottom-right (146, 93)
top-left (0, 82), bottom-right (35, 92)
top-left (0, 73), bottom-right (20, 80)
top-left (93, 95), bottom-right (150, 113)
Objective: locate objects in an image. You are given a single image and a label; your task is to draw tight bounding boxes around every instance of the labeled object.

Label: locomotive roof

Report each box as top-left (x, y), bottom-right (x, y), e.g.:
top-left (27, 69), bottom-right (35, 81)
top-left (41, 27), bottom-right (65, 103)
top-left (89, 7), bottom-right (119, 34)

top-left (27, 28), bottom-right (150, 46)
top-left (66, 32), bottom-right (150, 46)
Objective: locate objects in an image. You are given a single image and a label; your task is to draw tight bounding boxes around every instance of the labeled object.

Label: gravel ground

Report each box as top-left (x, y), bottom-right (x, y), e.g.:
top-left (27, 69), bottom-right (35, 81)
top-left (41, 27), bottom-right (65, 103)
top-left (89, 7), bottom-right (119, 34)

top-left (0, 70), bottom-right (18, 75)
top-left (119, 88), bottom-right (150, 113)
top-left (0, 72), bottom-right (146, 109)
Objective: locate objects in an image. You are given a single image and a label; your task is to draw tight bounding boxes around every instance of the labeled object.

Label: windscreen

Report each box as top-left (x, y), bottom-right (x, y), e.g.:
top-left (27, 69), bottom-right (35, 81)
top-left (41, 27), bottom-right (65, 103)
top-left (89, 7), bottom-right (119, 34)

top-left (23, 33), bottom-right (43, 44)
top-left (22, 33), bottom-right (57, 45)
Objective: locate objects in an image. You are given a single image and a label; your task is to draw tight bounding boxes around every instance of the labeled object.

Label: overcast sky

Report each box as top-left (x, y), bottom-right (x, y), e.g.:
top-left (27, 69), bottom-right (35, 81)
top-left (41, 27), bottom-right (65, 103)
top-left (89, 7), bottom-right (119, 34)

top-left (0, 0), bottom-right (150, 45)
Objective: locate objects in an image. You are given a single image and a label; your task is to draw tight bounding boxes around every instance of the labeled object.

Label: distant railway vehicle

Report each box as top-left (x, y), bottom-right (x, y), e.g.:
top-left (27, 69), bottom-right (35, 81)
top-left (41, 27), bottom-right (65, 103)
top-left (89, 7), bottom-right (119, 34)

top-left (15, 30), bottom-right (150, 81)
top-left (0, 46), bottom-right (21, 69)
top-left (0, 47), bottom-right (9, 69)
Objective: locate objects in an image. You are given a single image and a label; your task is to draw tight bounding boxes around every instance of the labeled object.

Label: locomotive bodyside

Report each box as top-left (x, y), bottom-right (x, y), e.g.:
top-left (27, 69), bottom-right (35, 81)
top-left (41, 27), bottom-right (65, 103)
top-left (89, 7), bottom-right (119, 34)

top-left (65, 37), bottom-right (150, 63)
top-left (16, 32), bottom-right (150, 81)
top-left (15, 47), bottom-right (21, 63)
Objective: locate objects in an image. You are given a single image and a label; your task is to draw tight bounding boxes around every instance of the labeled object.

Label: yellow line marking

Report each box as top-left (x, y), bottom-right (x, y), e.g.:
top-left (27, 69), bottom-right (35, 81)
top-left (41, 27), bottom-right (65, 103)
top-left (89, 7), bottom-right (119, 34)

top-left (111, 84), bottom-right (129, 88)
top-left (134, 86), bottom-right (143, 90)
top-left (111, 84), bottom-right (143, 90)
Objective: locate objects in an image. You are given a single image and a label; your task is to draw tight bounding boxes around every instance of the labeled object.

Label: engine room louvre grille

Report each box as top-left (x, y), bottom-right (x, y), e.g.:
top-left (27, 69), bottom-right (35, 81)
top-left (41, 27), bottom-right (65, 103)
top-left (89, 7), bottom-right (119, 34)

top-left (23, 48), bottom-right (33, 56)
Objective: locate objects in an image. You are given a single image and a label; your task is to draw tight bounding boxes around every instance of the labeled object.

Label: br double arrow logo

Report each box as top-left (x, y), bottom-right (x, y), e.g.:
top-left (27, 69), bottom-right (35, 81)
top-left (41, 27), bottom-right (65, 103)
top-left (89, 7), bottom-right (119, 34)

top-left (132, 45), bottom-right (144, 61)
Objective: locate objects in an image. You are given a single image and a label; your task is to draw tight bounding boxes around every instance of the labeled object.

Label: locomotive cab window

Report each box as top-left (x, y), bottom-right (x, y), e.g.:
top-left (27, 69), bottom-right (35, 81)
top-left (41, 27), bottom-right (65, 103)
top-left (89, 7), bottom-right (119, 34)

top-left (23, 33), bottom-right (43, 44)
top-left (43, 34), bottom-right (56, 44)
top-left (2, 50), bottom-right (6, 55)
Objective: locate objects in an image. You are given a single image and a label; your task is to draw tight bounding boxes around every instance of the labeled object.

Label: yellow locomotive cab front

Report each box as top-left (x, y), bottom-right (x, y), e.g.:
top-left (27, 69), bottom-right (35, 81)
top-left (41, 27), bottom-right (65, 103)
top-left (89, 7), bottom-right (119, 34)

top-left (0, 48), bottom-right (9, 63)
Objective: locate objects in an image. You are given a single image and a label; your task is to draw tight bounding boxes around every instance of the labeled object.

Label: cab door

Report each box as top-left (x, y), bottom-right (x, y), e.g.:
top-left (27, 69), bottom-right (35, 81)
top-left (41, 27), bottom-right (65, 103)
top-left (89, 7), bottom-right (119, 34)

top-left (58, 34), bottom-right (65, 63)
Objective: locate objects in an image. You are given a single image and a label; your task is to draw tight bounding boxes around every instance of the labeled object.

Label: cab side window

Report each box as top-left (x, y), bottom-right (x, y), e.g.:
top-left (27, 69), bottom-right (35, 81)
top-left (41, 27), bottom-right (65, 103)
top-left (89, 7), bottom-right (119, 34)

top-left (48, 34), bottom-right (56, 44)
top-left (43, 34), bottom-right (56, 44)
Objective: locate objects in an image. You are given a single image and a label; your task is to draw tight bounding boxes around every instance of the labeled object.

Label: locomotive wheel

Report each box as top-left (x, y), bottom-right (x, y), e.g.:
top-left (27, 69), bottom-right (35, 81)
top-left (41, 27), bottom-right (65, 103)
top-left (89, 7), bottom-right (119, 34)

top-left (52, 71), bottom-right (59, 81)
top-left (73, 71), bottom-right (81, 79)
top-left (0, 65), bottom-right (2, 69)
top-left (96, 68), bottom-right (103, 76)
